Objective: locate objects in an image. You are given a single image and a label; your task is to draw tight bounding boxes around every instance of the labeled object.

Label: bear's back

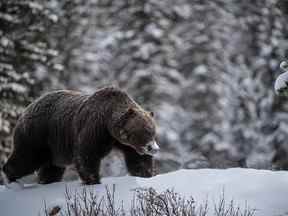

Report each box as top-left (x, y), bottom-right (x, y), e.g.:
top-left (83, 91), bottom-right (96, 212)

top-left (17, 90), bottom-right (87, 124)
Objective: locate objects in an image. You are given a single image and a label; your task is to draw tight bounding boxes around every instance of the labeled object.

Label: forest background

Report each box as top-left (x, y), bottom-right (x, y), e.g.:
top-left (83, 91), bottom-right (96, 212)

top-left (1, 0), bottom-right (288, 177)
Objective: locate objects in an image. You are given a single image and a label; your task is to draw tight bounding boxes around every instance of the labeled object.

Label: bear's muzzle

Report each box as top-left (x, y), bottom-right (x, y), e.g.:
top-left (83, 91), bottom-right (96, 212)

top-left (142, 140), bottom-right (160, 156)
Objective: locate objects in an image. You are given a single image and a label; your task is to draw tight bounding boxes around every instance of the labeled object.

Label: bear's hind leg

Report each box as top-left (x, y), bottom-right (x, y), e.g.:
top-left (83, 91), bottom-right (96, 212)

top-left (3, 146), bottom-right (48, 183)
top-left (38, 163), bottom-right (65, 184)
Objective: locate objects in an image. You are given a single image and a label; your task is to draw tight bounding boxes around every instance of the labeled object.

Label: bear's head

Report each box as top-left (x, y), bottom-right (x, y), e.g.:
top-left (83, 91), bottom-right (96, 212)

top-left (110, 107), bottom-right (159, 156)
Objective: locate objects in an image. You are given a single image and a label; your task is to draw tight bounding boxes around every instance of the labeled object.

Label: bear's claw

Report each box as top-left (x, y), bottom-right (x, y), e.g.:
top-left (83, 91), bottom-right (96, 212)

top-left (1, 170), bottom-right (24, 189)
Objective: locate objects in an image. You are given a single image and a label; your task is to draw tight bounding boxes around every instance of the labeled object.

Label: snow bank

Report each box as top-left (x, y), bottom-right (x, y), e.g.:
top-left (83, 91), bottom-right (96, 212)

top-left (274, 61), bottom-right (288, 95)
top-left (0, 168), bottom-right (288, 216)
top-left (274, 71), bottom-right (288, 95)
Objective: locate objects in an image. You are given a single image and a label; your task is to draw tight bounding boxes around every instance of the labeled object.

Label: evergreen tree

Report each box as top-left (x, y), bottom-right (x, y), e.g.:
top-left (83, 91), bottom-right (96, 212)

top-left (0, 0), bottom-right (58, 165)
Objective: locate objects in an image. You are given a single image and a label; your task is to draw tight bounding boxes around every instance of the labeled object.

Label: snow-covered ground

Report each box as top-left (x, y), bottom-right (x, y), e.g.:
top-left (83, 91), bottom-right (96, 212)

top-left (0, 168), bottom-right (288, 216)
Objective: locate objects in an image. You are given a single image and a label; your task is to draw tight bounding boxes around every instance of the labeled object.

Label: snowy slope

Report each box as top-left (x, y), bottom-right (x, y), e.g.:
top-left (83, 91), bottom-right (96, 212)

top-left (0, 168), bottom-right (288, 216)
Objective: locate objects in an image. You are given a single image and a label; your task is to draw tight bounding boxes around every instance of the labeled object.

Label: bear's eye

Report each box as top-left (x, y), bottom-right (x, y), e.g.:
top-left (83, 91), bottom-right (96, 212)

top-left (120, 129), bottom-right (130, 141)
top-left (121, 133), bottom-right (127, 140)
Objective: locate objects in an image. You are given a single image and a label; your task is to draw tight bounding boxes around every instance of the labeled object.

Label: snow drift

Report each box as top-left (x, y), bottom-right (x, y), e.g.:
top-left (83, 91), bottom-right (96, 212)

top-left (0, 168), bottom-right (288, 216)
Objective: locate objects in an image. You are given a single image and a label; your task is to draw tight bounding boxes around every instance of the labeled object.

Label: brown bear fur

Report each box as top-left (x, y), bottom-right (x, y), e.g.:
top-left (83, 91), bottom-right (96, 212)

top-left (2, 87), bottom-right (157, 184)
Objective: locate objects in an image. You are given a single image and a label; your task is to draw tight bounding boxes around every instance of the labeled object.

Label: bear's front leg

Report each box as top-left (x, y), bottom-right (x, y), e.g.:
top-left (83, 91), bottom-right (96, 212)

top-left (121, 145), bottom-right (155, 177)
top-left (74, 139), bottom-right (104, 185)
top-left (74, 125), bottom-right (113, 185)
top-left (75, 154), bottom-right (101, 185)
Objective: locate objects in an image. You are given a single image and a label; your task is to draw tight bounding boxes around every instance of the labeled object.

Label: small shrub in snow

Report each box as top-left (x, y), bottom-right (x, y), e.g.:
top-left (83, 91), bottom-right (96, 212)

top-left (43, 186), bottom-right (256, 216)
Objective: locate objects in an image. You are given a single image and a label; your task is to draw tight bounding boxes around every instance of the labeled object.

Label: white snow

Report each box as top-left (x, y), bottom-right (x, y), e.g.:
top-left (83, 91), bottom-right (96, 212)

top-left (274, 71), bottom-right (288, 94)
top-left (274, 61), bottom-right (288, 95)
top-left (0, 168), bottom-right (288, 216)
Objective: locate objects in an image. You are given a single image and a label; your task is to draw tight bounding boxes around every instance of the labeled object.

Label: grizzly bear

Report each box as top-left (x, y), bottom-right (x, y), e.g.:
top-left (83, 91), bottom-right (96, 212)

top-left (2, 87), bottom-right (159, 185)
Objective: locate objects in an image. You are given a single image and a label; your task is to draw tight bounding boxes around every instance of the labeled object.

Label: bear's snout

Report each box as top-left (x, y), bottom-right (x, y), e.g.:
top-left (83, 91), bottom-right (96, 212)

top-left (143, 140), bottom-right (160, 156)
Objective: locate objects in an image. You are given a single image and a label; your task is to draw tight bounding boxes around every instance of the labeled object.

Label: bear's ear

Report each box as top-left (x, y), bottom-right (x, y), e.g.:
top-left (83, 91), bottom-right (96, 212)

top-left (126, 107), bottom-right (136, 115)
